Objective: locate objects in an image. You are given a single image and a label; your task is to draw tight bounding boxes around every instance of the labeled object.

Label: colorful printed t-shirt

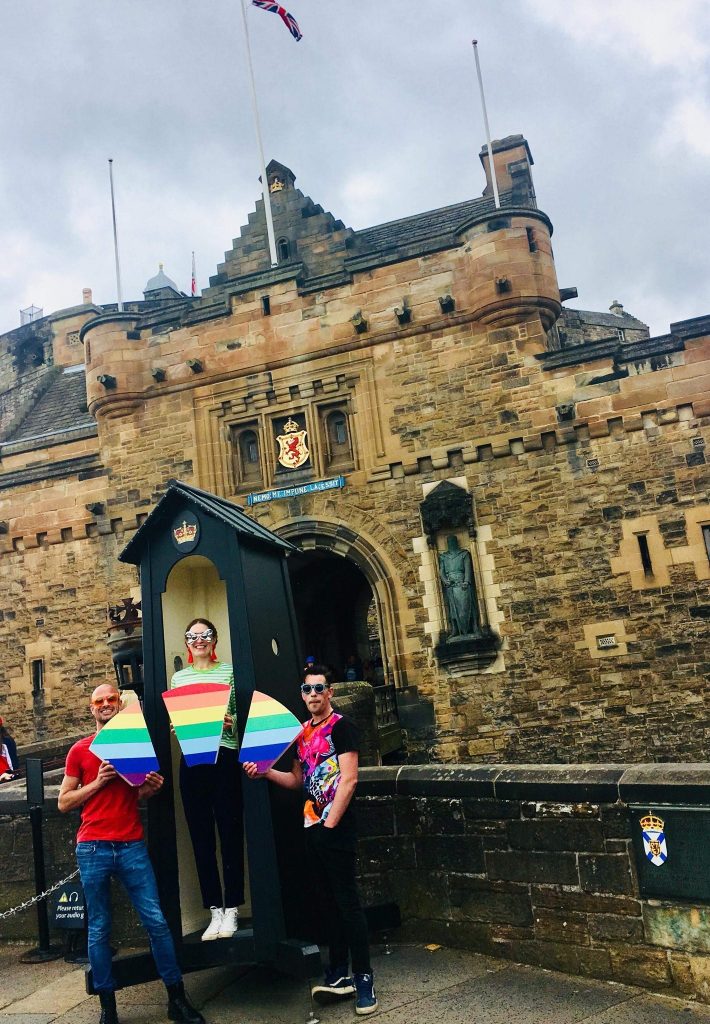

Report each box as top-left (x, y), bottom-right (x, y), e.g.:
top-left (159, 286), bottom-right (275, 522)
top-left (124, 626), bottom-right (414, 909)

top-left (170, 661), bottom-right (238, 751)
top-left (296, 712), bottom-right (359, 840)
top-left (65, 735), bottom-right (143, 843)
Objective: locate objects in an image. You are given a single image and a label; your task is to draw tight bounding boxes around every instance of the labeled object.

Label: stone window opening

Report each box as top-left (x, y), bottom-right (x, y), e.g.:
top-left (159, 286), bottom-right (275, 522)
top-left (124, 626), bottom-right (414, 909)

top-left (232, 424), bottom-right (263, 489)
top-left (703, 524), bottom-right (710, 563)
top-left (324, 408), bottom-right (353, 470)
top-left (31, 658), bottom-right (44, 696)
top-left (636, 533), bottom-right (653, 576)
top-left (277, 237), bottom-right (291, 262)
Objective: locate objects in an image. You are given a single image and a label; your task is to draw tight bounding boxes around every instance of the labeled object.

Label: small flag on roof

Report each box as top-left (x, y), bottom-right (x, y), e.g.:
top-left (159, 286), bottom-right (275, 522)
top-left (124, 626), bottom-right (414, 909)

top-left (251, 0), bottom-right (302, 41)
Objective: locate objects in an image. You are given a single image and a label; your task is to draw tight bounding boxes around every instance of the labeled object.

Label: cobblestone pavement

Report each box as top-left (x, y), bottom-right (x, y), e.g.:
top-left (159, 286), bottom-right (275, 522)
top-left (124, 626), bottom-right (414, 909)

top-left (1, 943), bottom-right (710, 1024)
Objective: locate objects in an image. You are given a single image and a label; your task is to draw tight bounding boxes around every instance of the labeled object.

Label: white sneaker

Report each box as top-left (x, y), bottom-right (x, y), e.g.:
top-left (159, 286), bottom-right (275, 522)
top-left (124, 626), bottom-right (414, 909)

top-left (201, 907), bottom-right (223, 941)
top-left (219, 907), bottom-right (239, 938)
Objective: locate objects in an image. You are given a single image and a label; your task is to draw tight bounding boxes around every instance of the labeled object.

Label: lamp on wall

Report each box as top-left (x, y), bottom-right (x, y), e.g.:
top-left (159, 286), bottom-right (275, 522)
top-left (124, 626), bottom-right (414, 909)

top-left (106, 598), bottom-right (144, 698)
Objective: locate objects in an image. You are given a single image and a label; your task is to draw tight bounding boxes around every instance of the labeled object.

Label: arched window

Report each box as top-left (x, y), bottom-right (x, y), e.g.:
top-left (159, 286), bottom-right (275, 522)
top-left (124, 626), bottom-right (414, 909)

top-left (241, 430), bottom-right (259, 465)
top-left (277, 237), bottom-right (290, 262)
top-left (325, 409), bottom-right (353, 468)
top-left (232, 425), bottom-right (263, 488)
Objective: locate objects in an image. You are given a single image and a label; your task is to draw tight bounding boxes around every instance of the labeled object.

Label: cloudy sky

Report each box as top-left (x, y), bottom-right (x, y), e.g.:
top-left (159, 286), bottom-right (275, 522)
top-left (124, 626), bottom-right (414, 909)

top-left (1, 0), bottom-right (708, 337)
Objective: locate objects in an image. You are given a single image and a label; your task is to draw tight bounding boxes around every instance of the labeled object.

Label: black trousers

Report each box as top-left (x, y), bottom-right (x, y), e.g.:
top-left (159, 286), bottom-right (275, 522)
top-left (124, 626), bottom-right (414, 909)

top-left (179, 746), bottom-right (245, 909)
top-left (305, 824), bottom-right (371, 975)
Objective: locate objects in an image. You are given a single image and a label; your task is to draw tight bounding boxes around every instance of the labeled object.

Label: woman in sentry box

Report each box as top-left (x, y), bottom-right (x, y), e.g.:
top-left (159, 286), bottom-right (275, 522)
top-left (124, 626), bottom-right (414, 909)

top-left (170, 618), bottom-right (244, 940)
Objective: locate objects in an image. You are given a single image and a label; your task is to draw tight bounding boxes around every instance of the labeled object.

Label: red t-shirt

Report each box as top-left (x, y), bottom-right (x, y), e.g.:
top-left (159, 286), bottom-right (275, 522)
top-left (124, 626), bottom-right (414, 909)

top-left (65, 735), bottom-right (143, 843)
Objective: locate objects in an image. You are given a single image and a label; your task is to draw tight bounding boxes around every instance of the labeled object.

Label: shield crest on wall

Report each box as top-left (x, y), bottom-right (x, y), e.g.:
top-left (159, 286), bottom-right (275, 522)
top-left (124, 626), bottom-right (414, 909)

top-left (640, 812), bottom-right (668, 867)
top-left (277, 418), bottom-right (309, 470)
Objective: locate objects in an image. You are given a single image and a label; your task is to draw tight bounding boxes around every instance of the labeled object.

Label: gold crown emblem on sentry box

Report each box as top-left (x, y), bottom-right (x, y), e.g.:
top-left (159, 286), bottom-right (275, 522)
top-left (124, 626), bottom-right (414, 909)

top-left (640, 813), bottom-right (664, 832)
top-left (282, 418), bottom-right (300, 433)
top-left (173, 521), bottom-right (197, 544)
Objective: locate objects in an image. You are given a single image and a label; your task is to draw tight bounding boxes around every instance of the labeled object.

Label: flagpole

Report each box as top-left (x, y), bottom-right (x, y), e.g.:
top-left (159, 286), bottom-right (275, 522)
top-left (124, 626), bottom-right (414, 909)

top-left (471, 40), bottom-right (500, 210)
top-left (108, 159), bottom-right (124, 311)
top-left (191, 251), bottom-right (197, 297)
top-left (239, 0), bottom-right (279, 267)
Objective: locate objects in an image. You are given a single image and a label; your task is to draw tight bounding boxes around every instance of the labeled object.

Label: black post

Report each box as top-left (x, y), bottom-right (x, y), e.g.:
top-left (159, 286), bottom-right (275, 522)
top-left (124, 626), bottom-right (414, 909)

top-left (30, 804), bottom-right (52, 951)
top-left (19, 757), bottom-right (62, 963)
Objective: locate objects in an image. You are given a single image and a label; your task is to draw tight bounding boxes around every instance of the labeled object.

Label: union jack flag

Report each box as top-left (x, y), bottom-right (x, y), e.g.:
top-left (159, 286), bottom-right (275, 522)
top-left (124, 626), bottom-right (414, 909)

top-left (251, 0), bottom-right (302, 41)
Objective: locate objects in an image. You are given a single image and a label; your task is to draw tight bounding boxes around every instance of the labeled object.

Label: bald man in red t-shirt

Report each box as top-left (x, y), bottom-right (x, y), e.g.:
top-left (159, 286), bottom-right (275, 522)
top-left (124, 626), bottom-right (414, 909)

top-left (59, 684), bottom-right (205, 1024)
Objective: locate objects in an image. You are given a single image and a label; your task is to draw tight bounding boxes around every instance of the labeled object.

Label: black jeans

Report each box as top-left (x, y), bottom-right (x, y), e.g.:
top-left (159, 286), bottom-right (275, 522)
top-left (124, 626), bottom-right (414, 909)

top-left (179, 746), bottom-right (245, 909)
top-left (305, 823), bottom-right (371, 975)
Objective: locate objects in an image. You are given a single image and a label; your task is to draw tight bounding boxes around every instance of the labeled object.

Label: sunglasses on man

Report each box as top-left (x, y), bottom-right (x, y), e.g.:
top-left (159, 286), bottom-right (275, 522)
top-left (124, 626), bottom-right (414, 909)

top-left (185, 629), bottom-right (215, 644)
top-left (301, 682), bottom-right (329, 695)
top-left (91, 695), bottom-right (120, 707)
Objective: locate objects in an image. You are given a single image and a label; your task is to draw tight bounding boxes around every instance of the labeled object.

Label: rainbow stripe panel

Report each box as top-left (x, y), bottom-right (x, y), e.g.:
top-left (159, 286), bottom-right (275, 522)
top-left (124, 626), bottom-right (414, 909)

top-left (238, 690), bottom-right (304, 774)
top-left (162, 682), bottom-right (231, 767)
top-left (89, 702), bottom-right (159, 787)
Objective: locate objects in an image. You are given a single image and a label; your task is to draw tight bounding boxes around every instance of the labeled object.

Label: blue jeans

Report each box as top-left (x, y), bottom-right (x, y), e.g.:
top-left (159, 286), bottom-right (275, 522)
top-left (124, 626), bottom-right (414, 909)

top-left (76, 840), bottom-right (182, 992)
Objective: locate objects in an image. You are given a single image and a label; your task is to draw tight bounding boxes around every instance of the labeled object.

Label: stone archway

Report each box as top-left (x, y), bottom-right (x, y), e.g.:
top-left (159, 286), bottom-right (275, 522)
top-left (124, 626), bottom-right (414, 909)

top-left (288, 550), bottom-right (380, 681)
top-left (275, 519), bottom-right (404, 687)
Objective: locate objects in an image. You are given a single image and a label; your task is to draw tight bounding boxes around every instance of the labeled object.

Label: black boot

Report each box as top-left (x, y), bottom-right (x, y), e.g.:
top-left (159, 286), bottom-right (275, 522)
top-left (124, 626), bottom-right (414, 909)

top-left (98, 990), bottom-right (119, 1024)
top-left (166, 981), bottom-right (205, 1024)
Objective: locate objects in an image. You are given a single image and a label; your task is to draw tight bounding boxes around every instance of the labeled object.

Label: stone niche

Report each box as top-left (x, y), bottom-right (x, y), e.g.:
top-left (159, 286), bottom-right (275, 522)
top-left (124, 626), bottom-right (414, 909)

top-left (420, 481), bottom-right (500, 672)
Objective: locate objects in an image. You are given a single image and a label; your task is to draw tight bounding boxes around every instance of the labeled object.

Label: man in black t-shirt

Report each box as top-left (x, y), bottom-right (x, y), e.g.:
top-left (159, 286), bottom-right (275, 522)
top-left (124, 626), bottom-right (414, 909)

top-left (243, 665), bottom-right (377, 1015)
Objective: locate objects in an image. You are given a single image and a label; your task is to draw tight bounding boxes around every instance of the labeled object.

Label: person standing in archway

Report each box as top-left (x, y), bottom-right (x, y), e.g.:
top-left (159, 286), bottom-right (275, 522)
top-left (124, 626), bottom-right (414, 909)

top-left (170, 618), bottom-right (244, 941)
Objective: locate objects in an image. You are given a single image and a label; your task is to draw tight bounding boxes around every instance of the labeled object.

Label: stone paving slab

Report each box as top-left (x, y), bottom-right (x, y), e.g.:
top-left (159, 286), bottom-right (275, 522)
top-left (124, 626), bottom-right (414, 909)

top-left (583, 994), bottom-right (710, 1023)
top-left (2, 942), bottom-right (710, 1023)
top-left (0, 1016), bottom-right (56, 1024)
top-left (4, 965), bottom-right (86, 1016)
top-left (0, 950), bottom-right (77, 1011)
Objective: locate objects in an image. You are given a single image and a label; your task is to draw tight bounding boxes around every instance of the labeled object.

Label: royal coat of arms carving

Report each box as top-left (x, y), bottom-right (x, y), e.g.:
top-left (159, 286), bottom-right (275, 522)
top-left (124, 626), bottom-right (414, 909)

top-left (276, 418), bottom-right (310, 470)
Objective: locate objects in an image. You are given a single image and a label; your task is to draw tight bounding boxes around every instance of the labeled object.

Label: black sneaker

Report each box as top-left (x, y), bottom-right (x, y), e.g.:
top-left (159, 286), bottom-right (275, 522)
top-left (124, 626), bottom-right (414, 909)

top-left (354, 972), bottom-right (378, 1015)
top-left (311, 965), bottom-right (355, 1002)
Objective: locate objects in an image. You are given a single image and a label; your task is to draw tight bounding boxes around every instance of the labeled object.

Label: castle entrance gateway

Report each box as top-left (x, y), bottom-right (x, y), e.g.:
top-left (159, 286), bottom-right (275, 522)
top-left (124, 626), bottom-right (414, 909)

top-left (288, 550), bottom-right (385, 683)
top-left (275, 520), bottom-right (402, 690)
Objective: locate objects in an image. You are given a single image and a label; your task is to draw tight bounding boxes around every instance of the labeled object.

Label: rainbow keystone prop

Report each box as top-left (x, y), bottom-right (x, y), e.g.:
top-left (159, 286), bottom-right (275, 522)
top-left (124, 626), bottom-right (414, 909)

top-left (162, 682), bottom-right (231, 767)
top-left (238, 690), bottom-right (304, 774)
top-left (89, 702), bottom-right (159, 787)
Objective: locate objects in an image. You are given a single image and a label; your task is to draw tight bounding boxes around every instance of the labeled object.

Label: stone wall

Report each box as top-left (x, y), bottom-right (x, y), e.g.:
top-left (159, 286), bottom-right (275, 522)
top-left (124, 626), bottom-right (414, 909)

top-left (0, 782), bottom-right (147, 944)
top-left (0, 145), bottom-right (708, 765)
top-left (4, 760), bottom-right (710, 1006)
top-left (356, 764), bottom-right (710, 1003)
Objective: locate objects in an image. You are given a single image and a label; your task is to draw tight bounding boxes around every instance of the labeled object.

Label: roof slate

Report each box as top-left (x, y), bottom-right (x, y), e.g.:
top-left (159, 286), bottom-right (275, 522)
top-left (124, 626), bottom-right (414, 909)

top-left (561, 308), bottom-right (648, 330)
top-left (353, 195), bottom-right (496, 253)
top-left (119, 479), bottom-right (295, 565)
top-left (4, 368), bottom-right (94, 447)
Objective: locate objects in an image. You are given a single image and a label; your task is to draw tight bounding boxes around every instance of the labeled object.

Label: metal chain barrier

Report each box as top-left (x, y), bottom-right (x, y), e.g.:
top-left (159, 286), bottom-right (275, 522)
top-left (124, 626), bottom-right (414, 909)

top-left (0, 868), bottom-right (79, 921)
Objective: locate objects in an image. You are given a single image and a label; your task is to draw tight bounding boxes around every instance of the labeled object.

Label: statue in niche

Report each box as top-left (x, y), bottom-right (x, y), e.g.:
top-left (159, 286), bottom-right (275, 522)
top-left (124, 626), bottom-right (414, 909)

top-left (438, 535), bottom-right (479, 637)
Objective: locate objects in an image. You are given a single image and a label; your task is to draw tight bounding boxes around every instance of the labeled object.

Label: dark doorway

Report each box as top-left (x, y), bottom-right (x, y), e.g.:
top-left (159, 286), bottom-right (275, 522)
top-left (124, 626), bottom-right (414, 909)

top-left (288, 549), bottom-right (385, 683)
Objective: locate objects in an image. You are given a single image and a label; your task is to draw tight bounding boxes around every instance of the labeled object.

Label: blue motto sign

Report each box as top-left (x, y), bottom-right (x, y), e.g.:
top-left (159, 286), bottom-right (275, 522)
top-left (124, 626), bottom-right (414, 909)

top-left (247, 476), bottom-right (346, 506)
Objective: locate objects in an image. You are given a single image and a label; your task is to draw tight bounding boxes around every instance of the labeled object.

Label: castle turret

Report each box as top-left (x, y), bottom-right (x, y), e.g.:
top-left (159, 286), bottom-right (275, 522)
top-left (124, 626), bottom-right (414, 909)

top-left (458, 135), bottom-right (561, 338)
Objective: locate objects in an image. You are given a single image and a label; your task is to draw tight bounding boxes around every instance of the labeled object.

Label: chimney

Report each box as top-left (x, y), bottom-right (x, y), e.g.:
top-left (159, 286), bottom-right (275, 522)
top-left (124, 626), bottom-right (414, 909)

top-left (479, 134), bottom-right (536, 206)
top-left (82, 287), bottom-right (93, 305)
top-left (609, 300), bottom-right (624, 317)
